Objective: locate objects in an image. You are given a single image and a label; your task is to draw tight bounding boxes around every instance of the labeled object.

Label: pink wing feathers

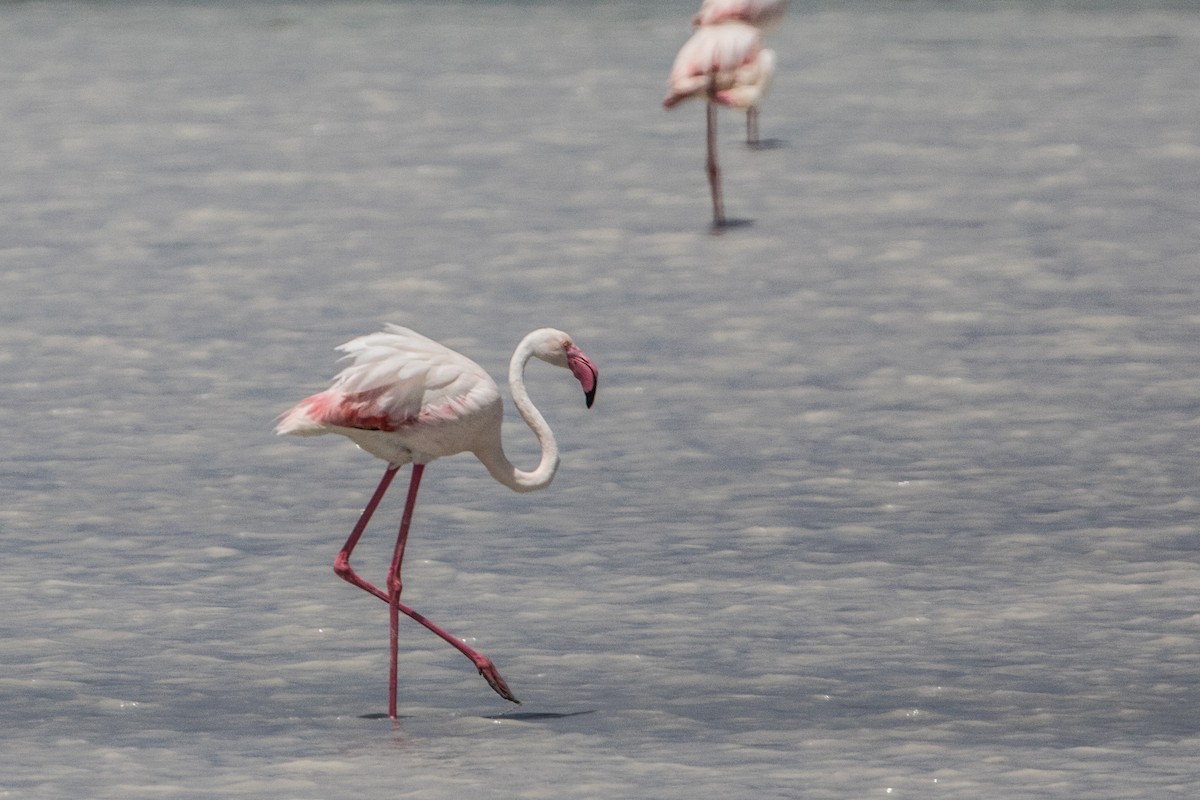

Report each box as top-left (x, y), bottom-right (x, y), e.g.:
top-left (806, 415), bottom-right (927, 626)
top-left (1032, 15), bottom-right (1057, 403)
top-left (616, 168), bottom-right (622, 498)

top-left (276, 325), bottom-right (497, 437)
top-left (692, 0), bottom-right (789, 29)
top-left (663, 22), bottom-right (768, 110)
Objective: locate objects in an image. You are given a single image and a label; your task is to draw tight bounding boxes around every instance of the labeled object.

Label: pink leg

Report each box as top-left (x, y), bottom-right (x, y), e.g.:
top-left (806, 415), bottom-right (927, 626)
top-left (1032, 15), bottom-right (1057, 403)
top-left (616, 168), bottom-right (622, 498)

top-left (707, 101), bottom-right (725, 230)
top-left (386, 464), bottom-right (423, 718)
top-left (333, 465), bottom-right (398, 602)
top-left (330, 464), bottom-right (518, 714)
top-left (381, 465), bottom-right (520, 718)
top-left (392, 598), bottom-right (518, 705)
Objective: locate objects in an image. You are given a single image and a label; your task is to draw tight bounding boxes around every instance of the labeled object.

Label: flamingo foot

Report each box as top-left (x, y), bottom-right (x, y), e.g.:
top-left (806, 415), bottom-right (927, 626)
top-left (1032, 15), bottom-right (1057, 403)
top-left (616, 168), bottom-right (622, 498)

top-left (477, 658), bottom-right (521, 704)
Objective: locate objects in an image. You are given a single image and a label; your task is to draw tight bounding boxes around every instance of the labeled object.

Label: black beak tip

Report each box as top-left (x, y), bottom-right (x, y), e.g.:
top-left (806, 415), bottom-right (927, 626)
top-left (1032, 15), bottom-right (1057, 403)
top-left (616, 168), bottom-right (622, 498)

top-left (584, 387), bottom-right (596, 409)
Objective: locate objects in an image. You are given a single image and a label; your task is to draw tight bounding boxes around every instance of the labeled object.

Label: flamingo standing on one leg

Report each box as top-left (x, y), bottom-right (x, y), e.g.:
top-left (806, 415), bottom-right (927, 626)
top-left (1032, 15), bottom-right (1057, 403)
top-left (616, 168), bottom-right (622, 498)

top-left (664, 21), bottom-right (775, 229)
top-left (276, 325), bottom-right (598, 718)
top-left (691, 0), bottom-right (788, 146)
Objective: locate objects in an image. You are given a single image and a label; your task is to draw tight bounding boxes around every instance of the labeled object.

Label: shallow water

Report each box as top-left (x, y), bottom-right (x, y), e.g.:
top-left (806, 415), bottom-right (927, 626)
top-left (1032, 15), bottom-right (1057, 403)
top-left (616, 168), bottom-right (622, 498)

top-left (3, 1), bottom-right (1200, 797)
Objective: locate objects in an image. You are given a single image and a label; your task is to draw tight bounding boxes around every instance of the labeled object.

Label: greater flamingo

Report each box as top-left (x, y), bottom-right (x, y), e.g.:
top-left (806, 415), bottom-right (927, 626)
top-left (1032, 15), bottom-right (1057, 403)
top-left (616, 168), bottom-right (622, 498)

top-left (276, 325), bottom-right (599, 717)
top-left (692, 0), bottom-right (789, 30)
top-left (664, 21), bottom-right (775, 229)
top-left (691, 0), bottom-right (787, 147)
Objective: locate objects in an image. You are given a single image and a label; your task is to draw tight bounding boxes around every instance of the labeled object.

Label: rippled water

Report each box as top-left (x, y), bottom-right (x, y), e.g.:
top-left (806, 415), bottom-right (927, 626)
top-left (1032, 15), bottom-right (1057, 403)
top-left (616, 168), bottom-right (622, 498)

top-left (2, 1), bottom-right (1199, 797)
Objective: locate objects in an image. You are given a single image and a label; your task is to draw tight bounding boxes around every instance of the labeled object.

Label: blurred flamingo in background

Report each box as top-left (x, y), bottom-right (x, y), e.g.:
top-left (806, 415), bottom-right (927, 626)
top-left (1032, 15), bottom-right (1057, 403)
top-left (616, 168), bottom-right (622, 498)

top-left (692, 0), bottom-right (789, 30)
top-left (277, 325), bottom-right (598, 718)
top-left (664, 21), bottom-right (775, 229)
top-left (691, 0), bottom-right (787, 146)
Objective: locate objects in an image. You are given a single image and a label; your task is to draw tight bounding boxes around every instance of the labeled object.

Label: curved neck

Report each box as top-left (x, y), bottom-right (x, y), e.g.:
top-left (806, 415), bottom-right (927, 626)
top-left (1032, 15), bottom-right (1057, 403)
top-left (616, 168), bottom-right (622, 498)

top-left (476, 335), bottom-right (560, 493)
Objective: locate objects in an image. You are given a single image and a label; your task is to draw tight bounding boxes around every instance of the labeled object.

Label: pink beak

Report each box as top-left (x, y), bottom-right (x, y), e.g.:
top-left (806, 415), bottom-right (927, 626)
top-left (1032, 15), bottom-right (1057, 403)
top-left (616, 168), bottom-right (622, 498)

top-left (566, 344), bottom-right (598, 408)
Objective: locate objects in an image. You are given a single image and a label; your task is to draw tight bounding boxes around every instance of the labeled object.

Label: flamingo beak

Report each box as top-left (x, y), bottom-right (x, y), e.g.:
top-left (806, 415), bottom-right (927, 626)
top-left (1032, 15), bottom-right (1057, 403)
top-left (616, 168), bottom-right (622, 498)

top-left (566, 344), bottom-right (598, 409)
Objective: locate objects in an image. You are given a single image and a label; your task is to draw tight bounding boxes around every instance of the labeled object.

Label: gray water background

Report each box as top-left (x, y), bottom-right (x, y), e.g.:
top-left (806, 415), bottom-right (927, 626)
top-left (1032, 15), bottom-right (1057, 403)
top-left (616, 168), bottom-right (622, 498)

top-left (2, 1), bottom-right (1199, 797)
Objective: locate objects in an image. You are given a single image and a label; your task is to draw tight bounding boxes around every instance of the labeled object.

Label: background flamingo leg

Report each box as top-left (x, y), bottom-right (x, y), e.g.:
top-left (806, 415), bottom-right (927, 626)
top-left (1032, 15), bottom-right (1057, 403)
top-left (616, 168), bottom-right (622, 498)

top-left (706, 100), bottom-right (725, 229)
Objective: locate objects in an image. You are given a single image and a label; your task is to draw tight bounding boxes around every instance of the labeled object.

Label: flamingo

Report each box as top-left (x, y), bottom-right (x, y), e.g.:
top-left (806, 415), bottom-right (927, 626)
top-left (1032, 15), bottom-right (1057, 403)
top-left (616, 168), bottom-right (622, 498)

top-left (276, 325), bottom-right (598, 717)
top-left (692, 0), bottom-right (789, 30)
top-left (691, 0), bottom-right (787, 147)
top-left (663, 21), bottom-right (775, 229)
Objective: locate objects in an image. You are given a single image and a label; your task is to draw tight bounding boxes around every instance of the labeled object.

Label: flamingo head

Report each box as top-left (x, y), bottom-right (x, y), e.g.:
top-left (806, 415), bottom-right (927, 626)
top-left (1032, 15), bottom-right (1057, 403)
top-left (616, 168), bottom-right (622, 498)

top-left (530, 328), bottom-right (599, 408)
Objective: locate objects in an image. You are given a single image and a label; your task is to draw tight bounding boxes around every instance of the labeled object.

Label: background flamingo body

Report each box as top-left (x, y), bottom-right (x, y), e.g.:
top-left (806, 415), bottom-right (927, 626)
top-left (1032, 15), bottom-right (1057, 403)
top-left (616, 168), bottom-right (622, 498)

top-left (692, 0), bottom-right (789, 29)
top-left (277, 325), bottom-right (598, 716)
top-left (663, 22), bottom-right (775, 228)
top-left (715, 47), bottom-right (776, 111)
top-left (663, 22), bottom-right (768, 111)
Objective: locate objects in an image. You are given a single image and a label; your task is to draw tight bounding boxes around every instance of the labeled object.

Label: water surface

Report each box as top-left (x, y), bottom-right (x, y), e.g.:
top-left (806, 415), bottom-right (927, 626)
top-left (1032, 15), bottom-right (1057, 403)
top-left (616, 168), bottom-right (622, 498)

top-left (2, 2), bottom-right (1199, 797)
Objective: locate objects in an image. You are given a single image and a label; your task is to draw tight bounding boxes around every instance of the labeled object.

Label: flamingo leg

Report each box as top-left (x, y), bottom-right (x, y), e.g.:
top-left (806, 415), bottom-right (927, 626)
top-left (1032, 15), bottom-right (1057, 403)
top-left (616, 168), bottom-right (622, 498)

top-left (706, 101), bottom-right (725, 229)
top-left (391, 597), bottom-right (519, 706)
top-left (333, 465), bottom-right (398, 602)
top-left (385, 463), bottom-right (423, 718)
top-left (330, 464), bottom-right (518, 715)
top-left (383, 464), bottom-right (519, 717)
top-left (747, 106), bottom-right (759, 147)
top-left (705, 75), bottom-right (725, 230)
